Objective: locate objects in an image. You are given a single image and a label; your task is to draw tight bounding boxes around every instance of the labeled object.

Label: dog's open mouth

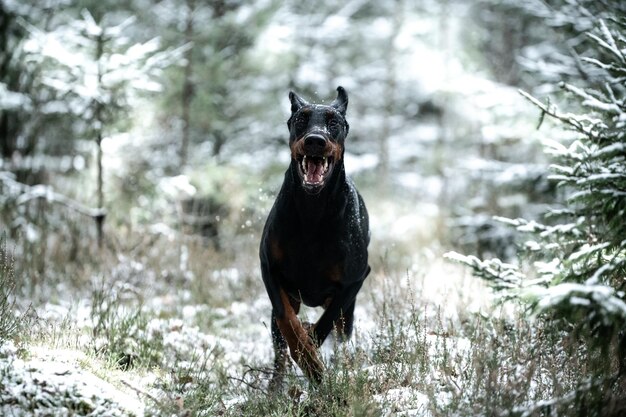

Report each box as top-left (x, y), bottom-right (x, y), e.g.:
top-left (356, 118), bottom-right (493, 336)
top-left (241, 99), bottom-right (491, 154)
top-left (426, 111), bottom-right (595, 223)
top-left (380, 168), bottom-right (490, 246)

top-left (297, 155), bottom-right (334, 191)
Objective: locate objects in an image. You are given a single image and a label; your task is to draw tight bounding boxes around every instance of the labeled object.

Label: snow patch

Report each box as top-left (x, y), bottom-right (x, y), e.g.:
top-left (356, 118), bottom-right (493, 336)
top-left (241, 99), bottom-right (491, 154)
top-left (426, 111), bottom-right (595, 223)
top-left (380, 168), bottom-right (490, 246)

top-left (0, 344), bottom-right (144, 417)
top-left (374, 387), bottom-right (430, 416)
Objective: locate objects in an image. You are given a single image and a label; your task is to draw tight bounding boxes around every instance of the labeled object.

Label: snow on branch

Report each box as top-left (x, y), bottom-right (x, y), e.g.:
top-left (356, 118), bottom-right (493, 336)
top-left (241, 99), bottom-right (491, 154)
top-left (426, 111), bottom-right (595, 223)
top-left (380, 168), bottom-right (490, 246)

top-left (518, 90), bottom-right (605, 138)
top-left (586, 19), bottom-right (626, 66)
top-left (0, 83), bottom-right (32, 110)
top-left (0, 172), bottom-right (105, 219)
top-left (444, 252), bottom-right (524, 294)
top-left (525, 282), bottom-right (626, 325)
top-left (560, 82), bottom-right (621, 114)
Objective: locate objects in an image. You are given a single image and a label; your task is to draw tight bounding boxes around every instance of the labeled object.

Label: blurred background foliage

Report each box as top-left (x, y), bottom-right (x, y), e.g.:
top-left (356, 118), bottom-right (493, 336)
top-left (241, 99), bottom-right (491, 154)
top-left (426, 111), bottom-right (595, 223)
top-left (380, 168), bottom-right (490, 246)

top-left (0, 0), bottom-right (621, 284)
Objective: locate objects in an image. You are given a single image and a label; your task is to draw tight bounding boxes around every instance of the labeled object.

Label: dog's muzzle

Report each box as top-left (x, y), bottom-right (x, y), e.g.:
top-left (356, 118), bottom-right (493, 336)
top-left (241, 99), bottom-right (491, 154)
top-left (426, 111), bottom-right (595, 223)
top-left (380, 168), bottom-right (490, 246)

top-left (292, 134), bottom-right (338, 194)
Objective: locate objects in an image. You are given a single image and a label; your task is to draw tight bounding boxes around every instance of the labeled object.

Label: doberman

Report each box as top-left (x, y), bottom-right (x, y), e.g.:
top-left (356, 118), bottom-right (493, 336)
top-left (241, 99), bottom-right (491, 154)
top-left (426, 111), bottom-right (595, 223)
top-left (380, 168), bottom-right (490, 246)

top-left (259, 86), bottom-right (371, 389)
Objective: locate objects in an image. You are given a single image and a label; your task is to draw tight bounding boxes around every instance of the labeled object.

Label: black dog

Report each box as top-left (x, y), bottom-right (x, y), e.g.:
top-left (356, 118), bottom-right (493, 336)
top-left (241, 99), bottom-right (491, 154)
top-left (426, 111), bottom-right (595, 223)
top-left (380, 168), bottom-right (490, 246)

top-left (259, 86), bottom-right (370, 388)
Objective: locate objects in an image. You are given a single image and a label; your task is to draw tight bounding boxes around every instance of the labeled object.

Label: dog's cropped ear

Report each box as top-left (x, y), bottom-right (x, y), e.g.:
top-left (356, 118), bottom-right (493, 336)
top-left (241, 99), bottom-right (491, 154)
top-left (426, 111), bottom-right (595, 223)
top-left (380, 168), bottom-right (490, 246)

top-left (289, 91), bottom-right (309, 113)
top-left (331, 86), bottom-right (348, 116)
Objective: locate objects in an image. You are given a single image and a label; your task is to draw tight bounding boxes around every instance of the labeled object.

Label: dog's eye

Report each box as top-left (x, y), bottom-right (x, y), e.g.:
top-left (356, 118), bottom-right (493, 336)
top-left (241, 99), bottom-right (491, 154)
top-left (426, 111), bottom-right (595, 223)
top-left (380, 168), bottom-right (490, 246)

top-left (328, 119), bottom-right (340, 133)
top-left (295, 116), bottom-right (308, 131)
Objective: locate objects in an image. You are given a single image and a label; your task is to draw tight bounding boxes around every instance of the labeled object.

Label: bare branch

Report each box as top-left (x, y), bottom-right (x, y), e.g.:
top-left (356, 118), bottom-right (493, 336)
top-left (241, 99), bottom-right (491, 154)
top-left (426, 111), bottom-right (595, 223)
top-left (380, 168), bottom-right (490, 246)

top-left (0, 172), bottom-right (105, 219)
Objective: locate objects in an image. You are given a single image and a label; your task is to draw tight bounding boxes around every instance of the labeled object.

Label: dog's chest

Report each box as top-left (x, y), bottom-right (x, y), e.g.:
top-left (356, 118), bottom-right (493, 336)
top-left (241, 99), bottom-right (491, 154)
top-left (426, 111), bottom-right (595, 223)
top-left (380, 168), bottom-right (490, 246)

top-left (276, 225), bottom-right (347, 305)
top-left (266, 177), bottom-right (368, 306)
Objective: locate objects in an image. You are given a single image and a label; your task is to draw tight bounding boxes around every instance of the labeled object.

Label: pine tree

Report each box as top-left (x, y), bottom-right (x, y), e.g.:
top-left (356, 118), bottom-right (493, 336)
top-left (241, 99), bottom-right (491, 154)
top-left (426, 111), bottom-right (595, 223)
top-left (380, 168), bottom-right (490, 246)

top-left (20, 9), bottom-right (182, 247)
top-left (448, 15), bottom-right (626, 416)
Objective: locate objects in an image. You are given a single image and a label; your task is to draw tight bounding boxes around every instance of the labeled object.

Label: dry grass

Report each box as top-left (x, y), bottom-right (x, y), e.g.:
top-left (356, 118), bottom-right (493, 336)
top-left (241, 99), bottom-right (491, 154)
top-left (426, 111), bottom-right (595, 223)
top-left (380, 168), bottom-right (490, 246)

top-left (0, 183), bottom-right (608, 416)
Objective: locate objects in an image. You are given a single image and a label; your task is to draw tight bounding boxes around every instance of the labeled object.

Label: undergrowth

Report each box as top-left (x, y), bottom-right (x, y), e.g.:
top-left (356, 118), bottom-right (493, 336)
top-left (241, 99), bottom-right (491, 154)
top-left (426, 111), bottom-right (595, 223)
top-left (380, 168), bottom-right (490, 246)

top-left (0, 236), bottom-right (32, 346)
top-left (0, 194), bottom-right (614, 416)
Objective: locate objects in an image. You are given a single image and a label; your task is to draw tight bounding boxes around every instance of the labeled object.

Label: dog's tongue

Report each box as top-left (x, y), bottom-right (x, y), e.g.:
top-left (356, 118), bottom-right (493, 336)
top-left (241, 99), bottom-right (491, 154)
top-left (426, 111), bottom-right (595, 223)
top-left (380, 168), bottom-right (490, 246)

top-left (306, 159), bottom-right (324, 184)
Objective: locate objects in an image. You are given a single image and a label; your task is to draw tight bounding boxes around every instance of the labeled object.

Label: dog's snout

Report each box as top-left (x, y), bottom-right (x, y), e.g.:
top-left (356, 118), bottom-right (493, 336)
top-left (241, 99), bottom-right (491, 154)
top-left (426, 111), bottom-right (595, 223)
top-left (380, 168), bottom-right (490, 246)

top-left (304, 134), bottom-right (326, 150)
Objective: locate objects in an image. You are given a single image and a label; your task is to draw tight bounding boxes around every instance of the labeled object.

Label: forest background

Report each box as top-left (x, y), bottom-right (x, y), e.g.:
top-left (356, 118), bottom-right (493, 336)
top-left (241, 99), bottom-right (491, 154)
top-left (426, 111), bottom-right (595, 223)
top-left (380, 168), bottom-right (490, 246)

top-left (1, 0), bottom-right (625, 416)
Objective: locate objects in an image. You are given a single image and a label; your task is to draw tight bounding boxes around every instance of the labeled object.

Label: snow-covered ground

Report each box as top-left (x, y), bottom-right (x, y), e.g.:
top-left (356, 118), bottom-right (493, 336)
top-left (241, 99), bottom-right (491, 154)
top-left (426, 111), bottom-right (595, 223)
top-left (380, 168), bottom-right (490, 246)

top-left (1, 223), bottom-right (501, 416)
top-left (0, 342), bottom-right (144, 416)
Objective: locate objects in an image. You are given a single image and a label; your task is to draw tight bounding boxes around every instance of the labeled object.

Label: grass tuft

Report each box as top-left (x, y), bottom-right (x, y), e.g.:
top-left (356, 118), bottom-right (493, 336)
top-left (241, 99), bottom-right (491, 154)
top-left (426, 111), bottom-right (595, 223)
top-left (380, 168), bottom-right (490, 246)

top-left (0, 235), bottom-right (33, 347)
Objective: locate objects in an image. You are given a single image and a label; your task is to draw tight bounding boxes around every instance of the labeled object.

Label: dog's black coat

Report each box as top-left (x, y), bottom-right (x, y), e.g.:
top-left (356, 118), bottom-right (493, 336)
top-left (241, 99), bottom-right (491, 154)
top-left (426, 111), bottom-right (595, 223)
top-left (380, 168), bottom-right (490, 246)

top-left (259, 87), bottom-right (370, 387)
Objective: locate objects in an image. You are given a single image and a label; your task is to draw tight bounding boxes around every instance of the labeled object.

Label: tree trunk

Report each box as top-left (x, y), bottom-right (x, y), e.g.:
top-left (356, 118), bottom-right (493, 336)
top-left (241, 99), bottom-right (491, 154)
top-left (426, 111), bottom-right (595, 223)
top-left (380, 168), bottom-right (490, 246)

top-left (95, 32), bottom-right (105, 249)
top-left (180, 0), bottom-right (195, 169)
top-left (379, 0), bottom-right (403, 188)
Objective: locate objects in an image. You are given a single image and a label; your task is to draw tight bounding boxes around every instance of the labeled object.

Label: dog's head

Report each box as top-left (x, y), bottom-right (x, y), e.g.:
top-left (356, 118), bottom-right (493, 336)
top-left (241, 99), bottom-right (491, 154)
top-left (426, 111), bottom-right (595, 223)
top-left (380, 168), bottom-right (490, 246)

top-left (287, 86), bottom-right (350, 195)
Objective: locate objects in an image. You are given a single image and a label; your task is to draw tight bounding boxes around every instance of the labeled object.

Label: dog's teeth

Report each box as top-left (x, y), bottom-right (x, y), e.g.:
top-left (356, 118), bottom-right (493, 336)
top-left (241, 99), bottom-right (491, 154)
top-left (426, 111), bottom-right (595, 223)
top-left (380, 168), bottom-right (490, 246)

top-left (302, 156), bottom-right (307, 172)
top-left (323, 157), bottom-right (328, 172)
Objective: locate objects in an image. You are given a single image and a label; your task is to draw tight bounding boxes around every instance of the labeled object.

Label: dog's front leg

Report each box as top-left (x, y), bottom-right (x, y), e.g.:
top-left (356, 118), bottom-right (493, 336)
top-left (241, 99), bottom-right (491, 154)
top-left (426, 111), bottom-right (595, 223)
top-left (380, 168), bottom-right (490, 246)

top-left (311, 278), bottom-right (366, 346)
top-left (273, 288), bottom-right (324, 384)
top-left (269, 310), bottom-right (289, 391)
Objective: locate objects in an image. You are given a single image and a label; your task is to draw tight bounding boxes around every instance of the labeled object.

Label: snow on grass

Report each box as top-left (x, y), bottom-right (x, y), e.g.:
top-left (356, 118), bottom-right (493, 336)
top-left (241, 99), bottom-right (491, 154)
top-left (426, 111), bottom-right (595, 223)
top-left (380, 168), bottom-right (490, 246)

top-left (0, 156), bottom-right (525, 417)
top-left (374, 388), bottom-right (430, 417)
top-left (0, 207), bottom-right (534, 417)
top-left (0, 341), bottom-right (144, 417)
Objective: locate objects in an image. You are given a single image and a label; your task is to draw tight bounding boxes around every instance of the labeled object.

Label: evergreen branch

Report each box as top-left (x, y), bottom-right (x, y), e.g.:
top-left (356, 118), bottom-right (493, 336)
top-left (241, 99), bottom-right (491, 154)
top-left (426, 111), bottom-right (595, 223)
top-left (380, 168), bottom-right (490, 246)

top-left (580, 57), bottom-right (626, 80)
top-left (561, 83), bottom-right (621, 114)
top-left (587, 20), bottom-right (626, 65)
top-left (603, 83), bottom-right (624, 111)
top-left (528, 282), bottom-right (626, 323)
top-left (444, 252), bottom-right (524, 292)
top-left (518, 90), bottom-right (601, 138)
